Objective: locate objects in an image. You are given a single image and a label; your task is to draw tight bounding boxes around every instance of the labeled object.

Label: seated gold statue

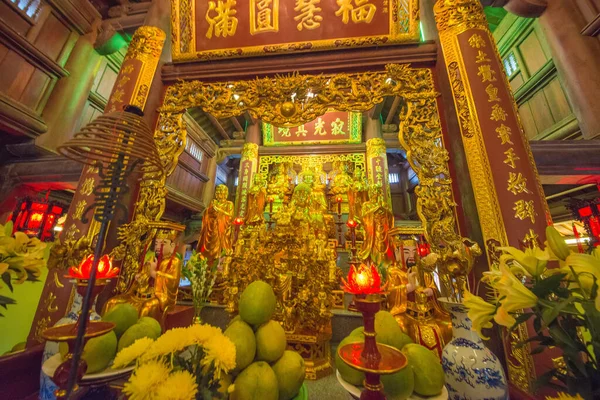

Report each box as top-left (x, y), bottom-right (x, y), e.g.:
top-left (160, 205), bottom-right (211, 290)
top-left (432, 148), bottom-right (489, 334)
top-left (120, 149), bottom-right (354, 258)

top-left (245, 174), bottom-right (267, 226)
top-left (329, 161), bottom-right (353, 197)
top-left (267, 163), bottom-right (290, 202)
top-left (359, 184), bottom-right (395, 266)
top-left (103, 222), bottom-right (184, 327)
top-left (197, 184), bottom-right (234, 263)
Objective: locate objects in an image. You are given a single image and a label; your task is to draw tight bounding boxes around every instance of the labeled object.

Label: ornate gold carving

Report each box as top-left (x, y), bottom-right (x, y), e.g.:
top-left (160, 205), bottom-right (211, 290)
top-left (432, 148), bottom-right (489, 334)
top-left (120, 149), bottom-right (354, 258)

top-left (241, 142), bottom-right (259, 159)
top-left (366, 137), bottom-right (386, 159)
top-left (434, 0), bottom-right (488, 33)
top-left (125, 26), bottom-right (166, 61)
top-left (448, 62), bottom-right (475, 138)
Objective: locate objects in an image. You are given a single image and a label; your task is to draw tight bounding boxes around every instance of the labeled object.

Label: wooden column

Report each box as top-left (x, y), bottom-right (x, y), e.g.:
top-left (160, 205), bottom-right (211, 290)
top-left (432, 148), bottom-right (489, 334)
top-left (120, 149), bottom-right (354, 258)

top-left (435, 0), bottom-right (552, 393)
top-left (235, 124), bottom-right (260, 217)
top-left (26, 25), bottom-right (166, 346)
top-left (365, 118), bottom-right (392, 207)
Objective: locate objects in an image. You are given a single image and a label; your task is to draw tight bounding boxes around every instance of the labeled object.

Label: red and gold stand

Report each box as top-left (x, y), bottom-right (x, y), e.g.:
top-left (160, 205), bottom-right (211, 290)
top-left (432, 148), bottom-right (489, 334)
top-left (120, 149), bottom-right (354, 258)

top-left (340, 264), bottom-right (407, 399)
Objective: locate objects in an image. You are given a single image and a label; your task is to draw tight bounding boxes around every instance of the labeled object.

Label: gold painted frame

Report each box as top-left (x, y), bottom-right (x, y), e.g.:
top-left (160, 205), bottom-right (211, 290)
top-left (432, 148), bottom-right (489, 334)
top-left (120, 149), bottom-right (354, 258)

top-left (115, 64), bottom-right (461, 294)
top-left (171, 0), bottom-right (421, 62)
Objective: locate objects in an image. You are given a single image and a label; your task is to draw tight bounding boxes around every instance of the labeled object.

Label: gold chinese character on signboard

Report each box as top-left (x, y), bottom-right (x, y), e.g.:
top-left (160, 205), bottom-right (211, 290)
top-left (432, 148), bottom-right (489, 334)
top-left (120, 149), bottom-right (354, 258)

top-left (475, 50), bottom-right (491, 64)
top-left (296, 125), bottom-right (308, 137)
top-left (250, 0), bottom-right (279, 34)
top-left (122, 65), bottom-right (134, 74)
top-left (513, 199), bottom-right (536, 223)
top-left (496, 124), bottom-right (513, 145)
top-left (490, 104), bottom-right (508, 122)
top-left (314, 117), bottom-right (326, 136)
top-left (294, 0), bottom-right (322, 31)
top-left (503, 148), bottom-right (520, 169)
top-left (73, 200), bottom-right (88, 221)
top-left (206, 0), bottom-right (239, 39)
top-left (485, 84), bottom-right (500, 102)
top-left (468, 33), bottom-right (486, 49)
top-left (335, 0), bottom-right (376, 24)
top-left (507, 172), bottom-right (531, 195)
top-left (111, 88), bottom-right (125, 104)
top-left (524, 229), bottom-right (539, 247)
top-left (279, 127), bottom-right (291, 137)
top-left (64, 224), bottom-right (80, 241)
top-left (477, 65), bottom-right (497, 83)
top-left (331, 118), bottom-right (345, 135)
top-left (80, 177), bottom-right (95, 196)
top-left (116, 75), bottom-right (130, 88)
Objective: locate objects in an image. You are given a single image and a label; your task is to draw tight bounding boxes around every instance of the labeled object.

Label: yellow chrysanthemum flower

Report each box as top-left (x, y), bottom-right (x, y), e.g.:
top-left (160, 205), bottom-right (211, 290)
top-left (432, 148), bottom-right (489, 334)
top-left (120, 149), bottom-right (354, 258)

top-left (142, 328), bottom-right (195, 361)
top-left (113, 337), bottom-right (154, 369)
top-left (123, 360), bottom-right (170, 400)
top-left (201, 334), bottom-right (237, 379)
top-left (463, 292), bottom-right (495, 339)
top-left (187, 323), bottom-right (222, 345)
top-left (154, 370), bottom-right (198, 400)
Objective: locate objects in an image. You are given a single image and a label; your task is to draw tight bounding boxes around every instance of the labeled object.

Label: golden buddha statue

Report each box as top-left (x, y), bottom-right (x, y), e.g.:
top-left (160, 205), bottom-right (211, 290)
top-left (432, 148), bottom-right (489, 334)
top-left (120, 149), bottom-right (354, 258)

top-left (386, 262), bottom-right (409, 316)
top-left (359, 184), bottom-right (395, 266)
top-left (301, 168), bottom-right (332, 234)
top-left (329, 161), bottom-right (353, 197)
top-left (348, 168), bottom-right (368, 222)
top-left (103, 222), bottom-right (185, 326)
top-left (245, 174), bottom-right (267, 226)
top-left (197, 184), bottom-right (234, 263)
top-left (267, 163), bottom-right (290, 201)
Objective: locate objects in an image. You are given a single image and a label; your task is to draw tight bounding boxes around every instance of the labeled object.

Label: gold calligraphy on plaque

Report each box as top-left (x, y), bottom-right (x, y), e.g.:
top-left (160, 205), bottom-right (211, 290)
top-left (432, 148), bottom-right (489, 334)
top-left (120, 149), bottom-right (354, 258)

top-left (490, 104), bottom-right (507, 122)
top-left (250, 0), bottom-right (279, 34)
top-left (496, 124), bottom-right (513, 145)
top-left (314, 117), bottom-right (326, 136)
top-left (477, 65), bottom-right (497, 83)
top-left (206, 0), bottom-right (239, 39)
top-left (279, 127), bottom-right (291, 137)
top-left (294, 0), bottom-right (323, 31)
top-left (485, 84), bottom-right (500, 102)
top-left (468, 33), bottom-right (485, 49)
top-left (45, 292), bottom-right (58, 313)
top-left (335, 0), bottom-right (377, 24)
top-left (503, 148), bottom-right (519, 169)
top-left (296, 125), bottom-right (308, 137)
top-left (80, 177), bottom-right (95, 196)
top-left (513, 199), bottom-right (536, 223)
top-left (475, 50), bottom-right (490, 64)
top-left (507, 172), bottom-right (531, 195)
top-left (73, 200), bottom-right (88, 221)
top-left (331, 118), bottom-right (345, 135)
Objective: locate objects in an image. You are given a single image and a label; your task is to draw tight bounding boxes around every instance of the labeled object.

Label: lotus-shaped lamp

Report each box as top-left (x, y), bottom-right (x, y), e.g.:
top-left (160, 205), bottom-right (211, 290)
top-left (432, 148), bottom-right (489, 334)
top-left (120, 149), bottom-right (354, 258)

top-left (68, 254), bottom-right (119, 280)
top-left (341, 263), bottom-right (383, 295)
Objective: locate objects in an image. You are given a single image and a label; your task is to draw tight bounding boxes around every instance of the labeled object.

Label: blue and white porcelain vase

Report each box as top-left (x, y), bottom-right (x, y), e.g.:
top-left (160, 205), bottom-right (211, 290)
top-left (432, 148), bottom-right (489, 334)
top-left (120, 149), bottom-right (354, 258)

top-left (39, 291), bottom-right (101, 400)
top-left (438, 297), bottom-right (508, 400)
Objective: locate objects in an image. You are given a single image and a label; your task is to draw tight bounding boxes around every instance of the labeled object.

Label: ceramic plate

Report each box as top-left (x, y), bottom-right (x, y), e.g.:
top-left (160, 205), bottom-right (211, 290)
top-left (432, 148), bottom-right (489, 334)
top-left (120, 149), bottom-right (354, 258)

top-left (336, 370), bottom-right (449, 400)
top-left (42, 353), bottom-right (134, 383)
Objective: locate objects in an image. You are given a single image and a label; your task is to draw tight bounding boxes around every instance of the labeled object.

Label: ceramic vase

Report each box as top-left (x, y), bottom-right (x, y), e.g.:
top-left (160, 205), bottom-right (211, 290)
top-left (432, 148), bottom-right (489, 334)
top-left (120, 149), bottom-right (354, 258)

top-left (39, 291), bottom-right (101, 400)
top-left (438, 297), bottom-right (508, 400)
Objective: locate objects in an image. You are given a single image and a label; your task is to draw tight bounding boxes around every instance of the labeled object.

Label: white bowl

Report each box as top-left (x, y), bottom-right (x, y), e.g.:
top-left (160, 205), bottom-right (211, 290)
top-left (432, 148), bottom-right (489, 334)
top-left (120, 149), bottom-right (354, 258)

top-left (42, 353), bottom-right (134, 385)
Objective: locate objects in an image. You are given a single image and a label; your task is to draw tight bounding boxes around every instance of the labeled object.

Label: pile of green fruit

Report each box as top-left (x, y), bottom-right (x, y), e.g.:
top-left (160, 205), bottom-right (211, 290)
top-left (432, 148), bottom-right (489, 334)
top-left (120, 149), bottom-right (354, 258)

top-left (59, 304), bottom-right (162, 373)
top-left (226, 281), bottom-right (306, 400)
top-left (335, 311), bottom-right (445, 400)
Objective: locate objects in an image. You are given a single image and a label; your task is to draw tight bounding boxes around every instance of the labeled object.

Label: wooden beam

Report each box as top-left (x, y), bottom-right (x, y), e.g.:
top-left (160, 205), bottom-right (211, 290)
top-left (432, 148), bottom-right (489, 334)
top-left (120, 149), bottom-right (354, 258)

top-left (368, 101), bottom-right (385, 120)
top-left (230, 116), bottom-right (244, 132)
top-left (385, 96), bottom-right (402, 125)
top-left (243, 111), bottom-right (257, 125)
top-left (207, 114), bottom-right (230, 140)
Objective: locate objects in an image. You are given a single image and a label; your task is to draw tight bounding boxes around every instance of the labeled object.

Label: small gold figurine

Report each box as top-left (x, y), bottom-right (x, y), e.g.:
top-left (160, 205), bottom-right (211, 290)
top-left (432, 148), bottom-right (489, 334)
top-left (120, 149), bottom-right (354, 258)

top-left (329, 161), bottom-right (353, 197)
top-left (197, 184), bottom-right (234, 263)
top-left (103, 222), bottom-right (184, 327)
top-left (348, 168), bottom-right (368, 222)
top-left (267, 163), bottom-right (291, 202)
top-left (245, 174), bottom-right (267, 225)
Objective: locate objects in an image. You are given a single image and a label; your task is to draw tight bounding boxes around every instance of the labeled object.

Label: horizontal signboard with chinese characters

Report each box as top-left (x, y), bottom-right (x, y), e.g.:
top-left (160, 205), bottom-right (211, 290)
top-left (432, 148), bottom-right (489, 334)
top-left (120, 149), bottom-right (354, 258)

top-left (263, 111), bottom-right (362, 146)
top-left (171, 0), bottom-right (419, 61)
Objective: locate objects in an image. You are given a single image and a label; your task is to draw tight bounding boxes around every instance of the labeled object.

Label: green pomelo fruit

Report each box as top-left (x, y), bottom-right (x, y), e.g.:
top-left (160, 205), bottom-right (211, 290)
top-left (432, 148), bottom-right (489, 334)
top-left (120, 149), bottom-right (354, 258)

top-left (256, 320), bottom-right (287, 362)
top-left (402, 343), bottom-right (444, 396)
top-left (102, 303), bottom-right (138, 338)
top-left (335, 336), bottom-right (365, 386)
top-left (82, 331), bottom-right (118, 373)
top-left (230, 361), bottom-right (279, 400)
top-left (224, 320), bottom-right (257, 371)
top-left (375, 311), bottom-right (413, 351)
top-left (272, 350), bottom-right (305, 400)
top-left (382, 364), bottom-right (415, 400)
top-left (227, 315), bottom-right (242, 328)
top-left (239, 281), bottom-right (276, 326)
top-left (137, 316), bottom-right (161, 337)
top-left (118, 323), bottom-right (158, 352)
top-left (349, 327), bottom-right (365, 339)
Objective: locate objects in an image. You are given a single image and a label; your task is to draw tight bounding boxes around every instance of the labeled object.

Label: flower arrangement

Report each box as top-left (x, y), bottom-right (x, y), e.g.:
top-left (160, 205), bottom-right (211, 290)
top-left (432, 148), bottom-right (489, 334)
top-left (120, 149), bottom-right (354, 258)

top-left (183, 251), bottom-right (219, 321)
top-left (0, 221), bottom-right (47, 315)
top-left (113, 323), bottom-right (237, 400)
top-left (464, 226), bottom-right (600, 399)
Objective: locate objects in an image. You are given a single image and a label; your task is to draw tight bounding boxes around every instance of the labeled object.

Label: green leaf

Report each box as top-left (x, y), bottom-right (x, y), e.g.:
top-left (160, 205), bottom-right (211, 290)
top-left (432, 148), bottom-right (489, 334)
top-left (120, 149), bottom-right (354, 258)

top-left (1, 272), bottom-right (13, 292)
top-left (542, 297), bottom-right (577, 328)
top-left (532, 273), bottom-right (567, 298)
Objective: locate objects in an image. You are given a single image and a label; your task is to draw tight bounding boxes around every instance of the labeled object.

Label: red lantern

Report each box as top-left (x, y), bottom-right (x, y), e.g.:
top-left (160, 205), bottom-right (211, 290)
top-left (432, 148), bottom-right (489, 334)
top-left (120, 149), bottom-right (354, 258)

top-left (11, 195), bottom-right (65, 241)
top-left (233, 217), bottom-right (244, 226)
top-left (68, 254), bottom-right (119, 280)
top-left (342, 263), bottom-right (383, 295)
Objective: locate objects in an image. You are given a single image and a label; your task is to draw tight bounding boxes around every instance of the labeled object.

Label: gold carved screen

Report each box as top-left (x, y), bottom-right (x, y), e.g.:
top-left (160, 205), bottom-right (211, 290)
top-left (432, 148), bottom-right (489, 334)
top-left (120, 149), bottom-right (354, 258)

top-left (114, 64), bottom-right (462, 293)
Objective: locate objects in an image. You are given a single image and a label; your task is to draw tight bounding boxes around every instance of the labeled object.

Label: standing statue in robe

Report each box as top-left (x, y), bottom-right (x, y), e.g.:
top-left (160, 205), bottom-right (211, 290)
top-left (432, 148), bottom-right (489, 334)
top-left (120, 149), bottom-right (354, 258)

top-left (245, 174), bottom-right (267, 226)
top-left (197, 184), bottom-right (234, 263)
top-left (300, 168), bottom-right (331, 233)
top-left (103, 222), bottom-right (184, 327)
top-left (348, 168), bottom-right (368, 222)
top-left (359, 184), bottom-right (395, 266)
top-left (267, 163), bottom-right (290, 201)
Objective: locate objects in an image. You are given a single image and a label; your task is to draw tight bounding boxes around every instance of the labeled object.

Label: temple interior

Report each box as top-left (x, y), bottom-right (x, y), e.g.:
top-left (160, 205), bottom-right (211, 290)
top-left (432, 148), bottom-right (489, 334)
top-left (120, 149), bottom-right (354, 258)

top-left (1, 0), bottom-right (600, 399)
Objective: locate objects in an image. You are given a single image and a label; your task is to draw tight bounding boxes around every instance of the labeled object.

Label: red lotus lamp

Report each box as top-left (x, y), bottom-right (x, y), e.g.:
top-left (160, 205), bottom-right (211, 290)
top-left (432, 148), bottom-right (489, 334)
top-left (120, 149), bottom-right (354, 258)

top-left (338, 263), bottom-right (407, 400)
